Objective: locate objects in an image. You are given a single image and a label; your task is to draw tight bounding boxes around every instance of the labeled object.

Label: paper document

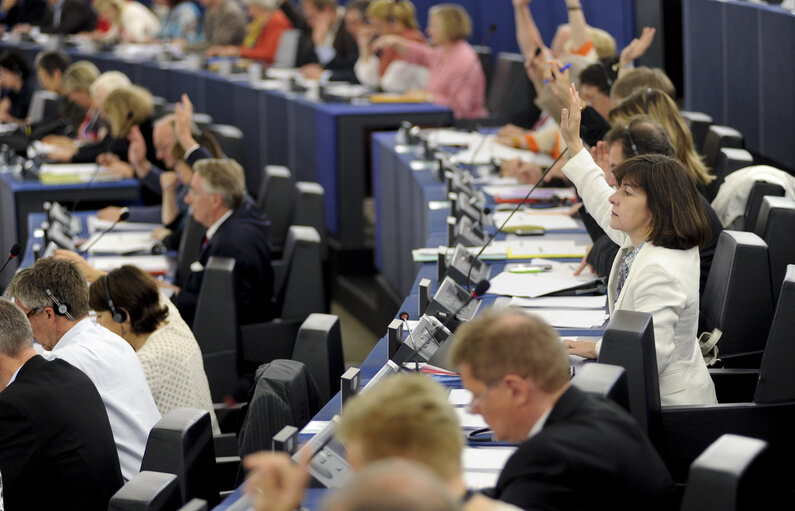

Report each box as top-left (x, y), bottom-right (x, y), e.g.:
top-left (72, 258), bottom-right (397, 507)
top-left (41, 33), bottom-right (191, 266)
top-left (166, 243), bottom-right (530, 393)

top-left (82, 232), bottom-right (157, 254)
top-left (423, 129), bottom-right (478, 147)
top-left (301, 421), bottom-right (330, 435)
top-left (493, 211), bottom-right (580, 231)
top-left (482, 185), bottom-right (577, 202)
top-left (87, 255), bottom-right (169, 275)
top-left (448, 388), bottom-right (473, 406)
top-left (489, 270), bottom-right (598, 298)
top-left (447, 135), bottom-right (555, 166)
top-left (38, 164), bottom-right (117, 185)
top-left (88, 216), bottom-right (162, 234)
top-left (455, 408), bottom-right (489, 429)
top-left (505, 241), bottom-right (589, 259)
top-left (464, 470), bottom-right (502, 491)
top-left (509, 295), bottom-right (607, 309)
top-left (520, 309), bottom-right (608, 328)
top-left (462, 447), bottom-right (516, 471)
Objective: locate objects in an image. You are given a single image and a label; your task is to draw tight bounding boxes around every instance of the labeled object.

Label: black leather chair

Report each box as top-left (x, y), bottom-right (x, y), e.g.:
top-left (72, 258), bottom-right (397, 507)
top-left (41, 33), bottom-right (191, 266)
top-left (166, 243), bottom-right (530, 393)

top-left (472, 45), bottom-right (494, 97)
top-left (290, 181), bottom-right (326, 257)
top-left (481, 52), bottom-right (540, 128)
top-left (26, 90), bottom-right (61, 124)
top-left (207, 124), bottom-right (244, 165)
top-left (699, 231), bottom-right (774, 367)
top-left (175, 216), bottom-right (205, 289)
top-left (680, 110), bottom-right (713, 154)
top-left (680, 434), bottom-right (776, 511)
top-left (596, 310), bottom-right (661, 445)
top-left (753, 196), bottom-right (795, 300)
top-left (705, 147), bottom-right (754, 202)
top-left (140, 408), bottom-right (219, 507)
top-left (737, 180), bottom-right (785, 232)
top-left (571, 363), bottom-right (630, 414)
top-left (108, 472), bottom-right (182, 511)
top-left (701, 124), bottom-right (744, 173)
top-left (292, 313), bottom-right (344, 403)
top-left (256, 165), bottom-right (292, 253)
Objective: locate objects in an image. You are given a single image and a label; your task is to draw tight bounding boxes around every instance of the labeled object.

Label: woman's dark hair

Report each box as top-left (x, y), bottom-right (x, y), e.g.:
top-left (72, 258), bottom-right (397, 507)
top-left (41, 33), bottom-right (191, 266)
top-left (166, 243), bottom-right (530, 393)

top-left (88, 265), bottom-right (169, 335)
top-left (0, 50), bottom-right (32, 81)
top-left (612, 154), bottom-right (711, 250)
top-left (605, 115), bottom-right (675, 160)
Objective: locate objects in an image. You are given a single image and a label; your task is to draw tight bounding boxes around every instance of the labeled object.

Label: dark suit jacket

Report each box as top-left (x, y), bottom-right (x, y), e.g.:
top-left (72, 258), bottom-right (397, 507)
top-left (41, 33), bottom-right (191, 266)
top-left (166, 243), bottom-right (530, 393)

top-left (40, 0), bottom-right (96, 35)
top-left (0, 355), bottom-right (123, 511)
top-left (175, 196), bottom-right (275, 326)
top-left (487, 386), bottom-right (675, 511)
top-left (0, 0), bottom-right (47, 28)
top-left (295, 14), bottom-right (359, 83)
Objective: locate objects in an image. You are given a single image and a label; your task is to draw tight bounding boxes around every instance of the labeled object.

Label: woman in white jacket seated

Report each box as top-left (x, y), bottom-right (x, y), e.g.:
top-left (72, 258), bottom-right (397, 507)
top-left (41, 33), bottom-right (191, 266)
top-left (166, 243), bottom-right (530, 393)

top-left (559, 83), bottom-right (717, 406)
top-left (354, 0), bottom-right (428, 92)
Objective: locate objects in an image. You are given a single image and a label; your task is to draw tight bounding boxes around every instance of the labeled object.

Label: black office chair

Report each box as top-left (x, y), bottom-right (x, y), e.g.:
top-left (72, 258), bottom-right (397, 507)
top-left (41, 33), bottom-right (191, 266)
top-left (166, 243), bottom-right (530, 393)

top-left (292, 313), bottom-right (344, 403)
top-left (175, 216), bottom-right (206, 289)
top-left (192, 113), bottom-right (213, 133)
top-left (140, 408), bottom-right (219, 507)
top-left (660, 267), bottom-right (795, 482)
top-left (291, 181), bottom-right (327, 260)
top-left (680, 434), bottom-right (775, 511)
top-left (701, 124), bottom-right (744, 173)
top-left (737, 180), bottom-right (785, 232)
top-left (705, 147), bottom-right (754, 202)
top-left (256, 165), bottom-right (293, 253)
top-left (571, 363), bottom-right (631, 414)
top-left (480, 52), bottom-right (540, 128)
top-left (108, 471), bottom-right (182, 511)
top-left (753, 196), bottom-right (795, 300)
top-left (207, 123), bottom-right (244, 165)
top-left (152, 96), bottom-right (168, 119)
top-left (699, 231), bottom-right (773, 367)
top-left (26, 90), bottom-right (61, 124)
top-left (596, 310), bottom-right (662, 445)
top-left (272, 28), bottom-right (302, 69)
top-left (471, 45), bottom-right (494, 97)
top-left (680, 110), bottom-right (713, 154)
top-left (240, 226), bottom-right (326, 366)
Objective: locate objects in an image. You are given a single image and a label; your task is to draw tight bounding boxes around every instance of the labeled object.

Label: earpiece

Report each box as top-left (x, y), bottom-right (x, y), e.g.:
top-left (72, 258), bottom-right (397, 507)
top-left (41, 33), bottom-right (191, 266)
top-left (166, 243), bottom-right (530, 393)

top-left (37, 279), bottom-right (74, 321)
top-left (104, 274), bottom-right (127, 324)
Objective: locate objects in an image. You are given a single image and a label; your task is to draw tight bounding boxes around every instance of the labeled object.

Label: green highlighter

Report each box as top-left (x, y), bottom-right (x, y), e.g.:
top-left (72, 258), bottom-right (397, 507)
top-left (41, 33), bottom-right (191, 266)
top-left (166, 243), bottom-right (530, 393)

top-left (509, 264), bottom-right (553, 274)
top-left (503, 224), bottom-right (546, 236)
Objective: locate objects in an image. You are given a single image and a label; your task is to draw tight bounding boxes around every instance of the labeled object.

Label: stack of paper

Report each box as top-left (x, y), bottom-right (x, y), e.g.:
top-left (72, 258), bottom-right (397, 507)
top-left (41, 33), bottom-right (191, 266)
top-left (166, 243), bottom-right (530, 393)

top-left (88, 216), bottom-right (162, 234)
top-left (82, 232), bottom-right (157, 255)
top-left (492, 211), bottom-right (580, 231)
top-left (38, 164), bottom-right (116, 185)
top-left (489, 270), bottom-right (598, 298)
top-left (87, 255), bottom-right (169, 276)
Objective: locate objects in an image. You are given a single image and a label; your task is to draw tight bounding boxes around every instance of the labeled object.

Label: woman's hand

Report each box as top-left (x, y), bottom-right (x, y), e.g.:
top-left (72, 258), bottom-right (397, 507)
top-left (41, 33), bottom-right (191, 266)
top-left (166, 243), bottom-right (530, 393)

top-left (590, 140), bottom-right (610, 173)
top-left (243, 451), bottom-right (311, 511)
top-left (160, 171), bottom-right (178, 191)
top-left (175, 94), bottom-right (197, 150)
top-left (127, 125), bottom-right (149, 176)
top-left (573, 244), bottom-right (594, 276)
top-left (620, 27), bottom-right (656, 68)
top-left (565, 339), bottom-right (597, 359)
top-left (559, 83), bottom-right (584, 156)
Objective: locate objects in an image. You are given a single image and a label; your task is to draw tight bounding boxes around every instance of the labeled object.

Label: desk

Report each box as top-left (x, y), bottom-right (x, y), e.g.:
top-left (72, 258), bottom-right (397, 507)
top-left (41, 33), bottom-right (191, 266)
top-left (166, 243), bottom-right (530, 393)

top-left (0, 172), bottom-right (140, 291)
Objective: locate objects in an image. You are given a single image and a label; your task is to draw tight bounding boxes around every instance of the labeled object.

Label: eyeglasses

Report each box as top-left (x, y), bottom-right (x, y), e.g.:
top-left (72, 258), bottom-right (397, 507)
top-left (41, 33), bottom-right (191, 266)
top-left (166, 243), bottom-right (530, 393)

top-left (467, 378), bottom-right (503, 413)
top-left (25, 308), bottom-right (40, 319)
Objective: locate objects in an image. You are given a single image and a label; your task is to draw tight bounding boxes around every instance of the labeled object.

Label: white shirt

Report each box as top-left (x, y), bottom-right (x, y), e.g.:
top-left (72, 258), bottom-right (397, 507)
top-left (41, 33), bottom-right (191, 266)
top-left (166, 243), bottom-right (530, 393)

top-left (527, 407), bottom-right (552, 439)
top-left (42, 318), bottom-right (162, 481)
top-left (4, 366), bottom-right (21, 388)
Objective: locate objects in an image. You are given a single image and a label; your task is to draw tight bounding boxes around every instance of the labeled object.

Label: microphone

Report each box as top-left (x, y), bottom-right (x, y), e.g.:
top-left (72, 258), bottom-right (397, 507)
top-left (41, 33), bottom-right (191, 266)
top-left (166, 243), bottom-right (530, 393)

top-left (68, 164), bottom-right (105, 215)
top-left (464, 148), bottom-right (570, 293)
top-left (446, 23), bottom-right (497, 117)
top-left (399, 311), bottom-right (421, 371)
top-left (440, 278), bottom-right (490, 330)
top-left (0, 243), bottom-right (21, 275)
top-left (79, 208), bottom-right (130, 256)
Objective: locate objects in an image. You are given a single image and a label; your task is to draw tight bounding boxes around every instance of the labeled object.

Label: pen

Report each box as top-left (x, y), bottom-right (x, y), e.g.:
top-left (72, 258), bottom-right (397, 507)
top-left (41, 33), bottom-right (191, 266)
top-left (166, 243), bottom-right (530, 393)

top-left (542, 63), bottom-right (573, 84)
top-left (509, 265), bottom-right (552, 274)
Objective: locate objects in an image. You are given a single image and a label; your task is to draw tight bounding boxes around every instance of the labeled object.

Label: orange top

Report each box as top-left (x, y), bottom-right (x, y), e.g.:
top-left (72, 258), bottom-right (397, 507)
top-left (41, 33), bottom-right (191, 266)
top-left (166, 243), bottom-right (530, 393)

top-left (240, 10), bottom-right (293, 63)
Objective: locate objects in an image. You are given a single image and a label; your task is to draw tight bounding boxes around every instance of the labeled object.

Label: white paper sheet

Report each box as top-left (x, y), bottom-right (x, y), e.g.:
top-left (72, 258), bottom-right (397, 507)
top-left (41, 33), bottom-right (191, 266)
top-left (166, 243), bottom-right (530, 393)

top-left (300, 420), bottom-right (330, 435)
top-left (461, 447), bottom-right (516, 471)
top-left (88, 216), bottom-right (162, 234)
top-left (448, 388), bottom-right (473, 406)
top-left (492, 211), bottom-right (580, 231)
top-left (447, 135), bottom-right (555, 166)
top-left (82, 232), bottom-right (157, 254)
top-left (454, 408), bottom-right (489, 429)
top-left (489, 271), bottom-right (598, 298)
top-left (463, 470), bottom-right (501, 490)
top-left (482, 185), bottom-right (577, 201)
top-left (509, 295), bottom-right (607, 309)
top-left (521, 309), bottom-right (609, 328)
top-left (423, 129), bottom-right (478, 147)
top-left (87, 255), bottom-right (169, 275)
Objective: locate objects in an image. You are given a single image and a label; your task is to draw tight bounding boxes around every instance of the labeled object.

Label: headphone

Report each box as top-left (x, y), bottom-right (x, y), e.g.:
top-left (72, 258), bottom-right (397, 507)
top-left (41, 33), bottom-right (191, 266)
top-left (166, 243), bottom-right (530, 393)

top-left (103, 274), bottom-right (127, 324)
top-left (644, 87), bottom-right (653, 114)
top-left (625, 124), bottom-right (639, 156)
top-left (36, 279), bottom-right (74, 321)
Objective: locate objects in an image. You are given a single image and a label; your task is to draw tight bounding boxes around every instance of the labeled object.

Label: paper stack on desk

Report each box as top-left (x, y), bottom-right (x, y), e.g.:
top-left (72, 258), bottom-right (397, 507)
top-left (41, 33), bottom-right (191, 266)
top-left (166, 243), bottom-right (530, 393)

top-left (489, 260), bottom-right (599, 298)
top-left (38, 164), bottom-right (116, 185)
top-left (88, 216), bottom-right (162, 234)
top-left (492, 211), bottom-right (580, 231)
top-left (87, 255), bottom-right (169, 275)
top-left (82, 232), bottom-right (157, 254)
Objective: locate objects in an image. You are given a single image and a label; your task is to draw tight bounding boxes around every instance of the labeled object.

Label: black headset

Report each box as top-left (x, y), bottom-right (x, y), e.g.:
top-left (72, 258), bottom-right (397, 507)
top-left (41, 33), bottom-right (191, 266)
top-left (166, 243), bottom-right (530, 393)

top-left (626, 124), bottom-right (639, 156)
top-left (103, 274), bottom-right (127, 324)
top-left (644, 87), bottom-right (653, 114)
top-left (36, 279), bottom-right (74, 321)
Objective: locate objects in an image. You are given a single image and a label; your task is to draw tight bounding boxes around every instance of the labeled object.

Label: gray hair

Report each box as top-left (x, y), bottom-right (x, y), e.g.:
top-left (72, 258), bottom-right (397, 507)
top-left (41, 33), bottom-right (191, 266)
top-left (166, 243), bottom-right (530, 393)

top-left (6, 258), bottom-right (89, 320)
top-left (193, 159), bottom-right (246, 210)
top-left (0, 299), bottom-right (34, 356)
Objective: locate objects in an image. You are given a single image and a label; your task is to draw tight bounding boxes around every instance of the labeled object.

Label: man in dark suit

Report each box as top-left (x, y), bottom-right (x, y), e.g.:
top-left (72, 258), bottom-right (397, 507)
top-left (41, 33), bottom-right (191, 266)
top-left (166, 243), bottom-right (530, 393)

top-left (297, 0), bottom-right (358, 82)
top-left (40, 0), bottom-right (97, 35)
top-left (449, 309), bottom-right (676, 511)
top-left (0, 0), bottom-right (47, 30)
top-left (166, 156), bottom-right (274, 327)
top-left (0, 298), bottom-right (123, 510)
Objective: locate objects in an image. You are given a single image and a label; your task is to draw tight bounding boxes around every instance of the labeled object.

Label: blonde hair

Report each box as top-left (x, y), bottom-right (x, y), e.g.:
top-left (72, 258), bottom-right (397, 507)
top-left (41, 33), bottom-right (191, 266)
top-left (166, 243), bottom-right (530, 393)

top-left (102, 85), bottom-right (154, 137)
top-left (193, 159), bottom-right (246, 209)
top-left (587, 27), bottom-right (616, 59)
top-left (336, 373), bottom-right (463, 480)
top-left (94, 0), bottom-right (124, 22)
top-left (90, 71), bottom-right (131, 102)
top-left (428, 4), bottom-right (471, 42)
top-left (61, 60), bottom-right (100, 94)
top-left (609, 88), bottom-right (714, 185)
top-left (610, 66), bottom-right (675, 102)
top-left (367, 0), bottom-right (419, 29)
top-left (450, 309), bottom-right (570, 392)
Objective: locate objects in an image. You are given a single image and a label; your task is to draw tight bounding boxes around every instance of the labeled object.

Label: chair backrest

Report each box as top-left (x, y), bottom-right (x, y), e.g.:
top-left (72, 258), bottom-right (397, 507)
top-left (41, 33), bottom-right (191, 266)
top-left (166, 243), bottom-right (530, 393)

top-left (755, 265), bottom-right (795, 404)
top-left (753, 196), bottom-right (795, 300)
top-left (274, 226), bottom-right (325, 319)
top-left (571, 363), bottom-right (631, 414)
top-left (273, 29), bottom-right (302, 68)
top-left (175, 216), bottom-right (206, 289)
top-left (257, 165), bottom-right (292, 251)
top-left (597, 310), bottom-right (662, 445)
top-left (702, 124), bottom-right (744, 172)
top-left (177, 499), bottom-right (208, 511)
top-left (141, 408), bottom-right (218, 507)
top-left (486, 52), bottom-right (540, 128)
top-left (292, 313), bottom-right (344, 403)
top-left (741, 181), bottom-right (785, 233)
top-left (680, 434), bottom-right (770, 511)
top-left (290, 181), bottom-right (326, 255)
top-left (471, 45), bottom-right (494, 97)
top-left (207, 123), bottom-right (244, 163)
top-left (237, 360), bottom-right (323, 460)
top-left (680, 110), bottom-right (713, 154)
top-left (192, 257), bottom-right (239, 402)
top-left (108, 471), bottom-right (182, 511)
top-left (705, 147), bottom-right (754, 202)
top-left (192, 113), bottom-right (213, 133)
top-left (700, 231), bottom-right (774, 361)
top-left (26, 89), bottom-right (61, 124)
top-left (152, 96), bottom-right (168, 119)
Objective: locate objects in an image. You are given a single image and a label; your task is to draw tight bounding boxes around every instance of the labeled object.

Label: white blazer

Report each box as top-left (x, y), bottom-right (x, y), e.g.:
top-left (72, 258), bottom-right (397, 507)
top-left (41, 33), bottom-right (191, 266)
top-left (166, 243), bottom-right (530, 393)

top-left (563, 149), bottom-right (717, 406)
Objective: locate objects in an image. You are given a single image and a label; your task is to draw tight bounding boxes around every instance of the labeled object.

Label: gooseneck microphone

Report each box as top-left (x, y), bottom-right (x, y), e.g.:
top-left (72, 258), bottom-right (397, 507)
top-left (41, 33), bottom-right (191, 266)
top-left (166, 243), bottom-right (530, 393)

top-left (0, 243), bottom-right (22, 275)
top-left (399, 311), bottom-right (421, 371)
top-left (79, 208), bottom-right (130, 256)
top-left (440, 279), bottom-right (491, 331)
top-left (464, 148), bottom-right (570, 293)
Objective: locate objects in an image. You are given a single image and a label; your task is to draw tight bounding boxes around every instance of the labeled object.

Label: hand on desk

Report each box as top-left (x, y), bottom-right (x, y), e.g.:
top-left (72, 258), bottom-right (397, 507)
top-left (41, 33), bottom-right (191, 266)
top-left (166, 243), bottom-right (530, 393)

top-left (156, 279), bottom-right (180, 296)
top-left (47, 146), bottom-right (77, 162)
top-left (243, 451), bottom-right (311, 511)
top-left (299, 63), bottom-right (324, 81)
top-left (54, 249), bottom-right (105, 283)
top-left (565, 339), bottom-right (597, 359)
top-left (97, 206), bottom-right (124, 222)
top-left (500, 159), bottom-right (544, 185)
top-left (573, 244), bottom-right (595, 277)
top-left (42, 135), bottom-right (77, 149)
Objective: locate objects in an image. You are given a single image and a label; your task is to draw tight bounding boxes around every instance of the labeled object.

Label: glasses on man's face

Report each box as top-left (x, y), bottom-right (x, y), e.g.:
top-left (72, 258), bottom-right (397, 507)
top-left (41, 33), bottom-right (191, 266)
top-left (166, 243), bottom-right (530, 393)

top-left (467, 379), bottom-right (503, 413)
top-left (25, 307), bottom-right (40, 319)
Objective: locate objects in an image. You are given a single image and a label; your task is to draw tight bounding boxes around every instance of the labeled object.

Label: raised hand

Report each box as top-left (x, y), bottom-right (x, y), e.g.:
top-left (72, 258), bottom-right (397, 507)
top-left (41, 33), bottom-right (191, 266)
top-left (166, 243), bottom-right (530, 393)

top-left (559, 83), bottom-right (584, 156)
top-left (620, 27), bottom-right (656, 66)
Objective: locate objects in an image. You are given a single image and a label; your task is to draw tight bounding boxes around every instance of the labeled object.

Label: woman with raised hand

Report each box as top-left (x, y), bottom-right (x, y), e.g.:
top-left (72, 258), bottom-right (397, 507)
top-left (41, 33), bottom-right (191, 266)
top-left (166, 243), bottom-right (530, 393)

top-left (559, 83), bottom-right (717, 406)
